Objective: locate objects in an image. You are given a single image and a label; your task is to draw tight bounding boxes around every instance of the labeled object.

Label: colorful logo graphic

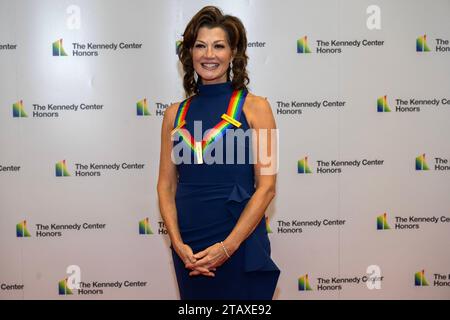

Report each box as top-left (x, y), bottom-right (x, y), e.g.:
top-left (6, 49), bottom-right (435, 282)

top-left (139, 218), bottom-right (153, 235)
top-left (16, 220), bottom-right (31, 237)
top-left (416, 154), bottom-right (430, 171)
top-left (55, 160), bottom-right (71, 177)
top-left (265, 216), bottom-right (272, 234)
top-left (58, 278), bottom-right (73, 295)
top-left (137, 98), bottom-right (151, 116)
top-left (298, 274), bottom-right (313, 291)
top-left (377, 213), bottom-right (390, 230)
top-left (53, 39), bottom-right (68, 56)
top-left (298, 157), bottom-right (312, 174)
top-left (176, 40), bottom-right (182, 55)
top-left (377, 95), bottom-right (391, 112)
top-left (297, 36), bottom-right (312, 54)
top-left (415, 270), bottom-right (429, 286)
top-left (416, 35), bottom-right (430, 52)
top-left (12, 100), bottom-right (28, 118)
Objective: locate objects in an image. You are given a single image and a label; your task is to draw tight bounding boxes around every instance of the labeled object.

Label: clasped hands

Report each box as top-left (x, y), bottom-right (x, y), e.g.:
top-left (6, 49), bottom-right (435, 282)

top-left (177, 242), bottom-right (231, 277)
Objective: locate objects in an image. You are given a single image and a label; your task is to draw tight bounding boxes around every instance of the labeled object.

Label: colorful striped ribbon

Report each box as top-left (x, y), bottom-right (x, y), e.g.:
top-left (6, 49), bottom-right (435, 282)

top-left (172, 89), bottom-right (247, 157)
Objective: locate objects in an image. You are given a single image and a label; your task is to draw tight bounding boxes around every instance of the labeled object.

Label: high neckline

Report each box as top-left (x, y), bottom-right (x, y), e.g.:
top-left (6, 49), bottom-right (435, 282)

top-left (198, 81), bottom-right (233, 96)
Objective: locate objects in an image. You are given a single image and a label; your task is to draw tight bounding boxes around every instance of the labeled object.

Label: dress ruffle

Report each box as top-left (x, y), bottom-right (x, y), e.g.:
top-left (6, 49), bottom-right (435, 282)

top-left (226, 183), bottom-right (280, 273)
top-left (176, 182), bottom-right (280, 274)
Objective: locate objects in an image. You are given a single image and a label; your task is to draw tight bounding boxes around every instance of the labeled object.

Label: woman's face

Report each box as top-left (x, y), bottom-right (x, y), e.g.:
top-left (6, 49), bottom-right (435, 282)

top-left (191, 26), bottom-right (234, 85)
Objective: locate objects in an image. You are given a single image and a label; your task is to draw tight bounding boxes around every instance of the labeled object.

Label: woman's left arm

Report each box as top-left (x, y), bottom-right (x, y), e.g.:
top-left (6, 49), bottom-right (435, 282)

top-left (223, 95), bottom-right (277, 254)
top-left (191, 96), bottom-right (277, 274)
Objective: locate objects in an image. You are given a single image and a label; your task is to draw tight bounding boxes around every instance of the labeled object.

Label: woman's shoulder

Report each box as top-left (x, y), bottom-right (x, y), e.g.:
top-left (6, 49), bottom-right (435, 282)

top-left (164, 94), bottom-right (198, 125)
top-left (166, 94), bottom-right (196, 115)
top-left (162, 101), bottom-right (182, 127)
top-left (243, 91), bottom-right (274, 126)
top-left (166, 101), bottom-right (180, 114)
top-left (245, 91), bottom-right (271, 110)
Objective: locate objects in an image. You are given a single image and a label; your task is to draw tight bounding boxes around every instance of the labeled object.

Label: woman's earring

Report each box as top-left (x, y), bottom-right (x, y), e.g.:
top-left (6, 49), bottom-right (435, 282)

top-left (229, 60), bottom-right (234, 80)
top-left (194, 71), bottom-right (198, 82)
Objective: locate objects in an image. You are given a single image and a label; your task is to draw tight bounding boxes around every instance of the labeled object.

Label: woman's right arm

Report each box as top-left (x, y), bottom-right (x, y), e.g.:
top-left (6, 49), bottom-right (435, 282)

top-left (157, 103), bottom-right (184, 250)
top-left (157, 103), bottom-right (213, 276)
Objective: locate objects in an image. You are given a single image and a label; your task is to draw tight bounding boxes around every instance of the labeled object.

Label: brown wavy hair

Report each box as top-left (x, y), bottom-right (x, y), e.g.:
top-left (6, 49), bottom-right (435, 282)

top-left (178, 6), bottom-right (249, 97)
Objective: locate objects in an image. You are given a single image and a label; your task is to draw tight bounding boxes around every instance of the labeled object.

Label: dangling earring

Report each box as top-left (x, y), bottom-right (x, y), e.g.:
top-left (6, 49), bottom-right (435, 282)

top-left (229, 60), bottom-right (234, 81)
top-left (194, 71), bottom-right (198, 83)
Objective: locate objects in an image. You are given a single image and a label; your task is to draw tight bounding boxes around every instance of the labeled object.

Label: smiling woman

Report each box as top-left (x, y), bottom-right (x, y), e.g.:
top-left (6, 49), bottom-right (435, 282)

top-left (177, 7), bottom-right (249, 97)
top-left (157, 6), bottom-right (280, 300)
top-left (190, 27), bottom-right (234, 85)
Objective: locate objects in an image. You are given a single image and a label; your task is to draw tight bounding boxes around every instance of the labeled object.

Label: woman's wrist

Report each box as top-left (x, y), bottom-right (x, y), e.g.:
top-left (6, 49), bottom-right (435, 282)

top-left (171, 239), bottom-right (184, 252)
top-left (219, 241), bottom-right (231, 258)
top-left (222, 238), bottom-right (240, 256)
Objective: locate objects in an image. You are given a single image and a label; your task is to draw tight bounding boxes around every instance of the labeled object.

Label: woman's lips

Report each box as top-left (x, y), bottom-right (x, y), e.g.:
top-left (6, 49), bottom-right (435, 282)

top-left (201, 63), bottom-right (220, 70)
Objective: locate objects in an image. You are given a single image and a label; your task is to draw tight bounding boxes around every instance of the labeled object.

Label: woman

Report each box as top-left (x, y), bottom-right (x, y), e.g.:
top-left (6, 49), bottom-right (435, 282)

top-left (157, 6), bottom-right (280, 300)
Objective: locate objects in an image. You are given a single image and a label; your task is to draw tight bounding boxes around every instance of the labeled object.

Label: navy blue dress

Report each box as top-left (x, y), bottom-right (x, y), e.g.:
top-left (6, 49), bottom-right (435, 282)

top-left (171, 81), bottom-right (280, 300)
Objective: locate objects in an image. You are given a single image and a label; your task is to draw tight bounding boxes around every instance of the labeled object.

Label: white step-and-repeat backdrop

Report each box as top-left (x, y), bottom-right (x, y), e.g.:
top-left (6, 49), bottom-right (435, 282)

top-left (1, 0), bottom-right (449, 299)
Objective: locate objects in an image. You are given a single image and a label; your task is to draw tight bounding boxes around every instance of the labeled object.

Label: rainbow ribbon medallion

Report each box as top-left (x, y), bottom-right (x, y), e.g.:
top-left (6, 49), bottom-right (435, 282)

top-left (173, 89), bottom-right (247, 162)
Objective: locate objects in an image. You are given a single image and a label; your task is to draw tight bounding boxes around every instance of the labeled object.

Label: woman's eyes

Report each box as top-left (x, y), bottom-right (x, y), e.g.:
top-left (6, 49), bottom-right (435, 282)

top-left (194, 44), bottom-right (225, 49)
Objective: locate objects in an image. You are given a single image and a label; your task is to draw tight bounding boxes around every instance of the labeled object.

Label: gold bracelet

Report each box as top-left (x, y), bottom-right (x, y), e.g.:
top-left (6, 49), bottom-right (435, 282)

top-left (220, 241), bottom-right (230, 258)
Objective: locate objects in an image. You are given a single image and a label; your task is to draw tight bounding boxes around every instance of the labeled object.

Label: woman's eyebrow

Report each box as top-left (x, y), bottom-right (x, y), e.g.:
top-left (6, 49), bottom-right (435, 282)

top-left (195, 39), bottom-right (226, 44)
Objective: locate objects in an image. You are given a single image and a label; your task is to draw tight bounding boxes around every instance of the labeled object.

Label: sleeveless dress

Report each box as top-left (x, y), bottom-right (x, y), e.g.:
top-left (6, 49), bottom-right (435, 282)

top-left (171, 81), bottom-right (280, 300)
